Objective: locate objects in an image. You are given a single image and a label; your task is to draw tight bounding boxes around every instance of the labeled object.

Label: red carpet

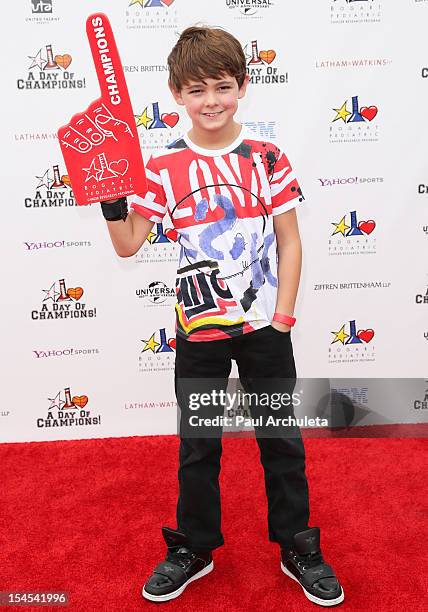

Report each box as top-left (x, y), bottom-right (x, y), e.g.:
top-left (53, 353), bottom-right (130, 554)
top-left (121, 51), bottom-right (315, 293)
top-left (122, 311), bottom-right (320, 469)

top-left (0, 435), bottom-right (426, 611)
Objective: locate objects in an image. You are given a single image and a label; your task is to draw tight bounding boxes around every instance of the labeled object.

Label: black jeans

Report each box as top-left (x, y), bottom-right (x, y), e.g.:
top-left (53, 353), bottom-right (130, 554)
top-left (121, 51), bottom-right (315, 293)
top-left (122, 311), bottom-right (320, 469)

top-left (174, 325), bottom-right (310, 551)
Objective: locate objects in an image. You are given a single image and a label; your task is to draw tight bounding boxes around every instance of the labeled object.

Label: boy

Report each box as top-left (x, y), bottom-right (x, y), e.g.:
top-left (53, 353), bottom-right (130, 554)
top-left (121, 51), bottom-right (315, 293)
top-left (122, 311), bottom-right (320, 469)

top-left (101, 26), bottom-right (344, 607)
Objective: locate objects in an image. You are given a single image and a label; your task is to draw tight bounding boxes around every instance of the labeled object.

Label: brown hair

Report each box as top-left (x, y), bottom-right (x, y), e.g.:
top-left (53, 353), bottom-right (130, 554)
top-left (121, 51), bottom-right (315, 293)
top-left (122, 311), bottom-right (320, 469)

top-left (167, 25), bottom-right (247, 92)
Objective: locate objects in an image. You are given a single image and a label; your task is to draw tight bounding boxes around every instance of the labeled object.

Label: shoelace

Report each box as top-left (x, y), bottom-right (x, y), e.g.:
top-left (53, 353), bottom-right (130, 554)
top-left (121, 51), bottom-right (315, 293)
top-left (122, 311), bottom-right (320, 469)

top-left (291, 550), bottom-right (324, 571)
top-left (166, 546), bottom-right (196, 569)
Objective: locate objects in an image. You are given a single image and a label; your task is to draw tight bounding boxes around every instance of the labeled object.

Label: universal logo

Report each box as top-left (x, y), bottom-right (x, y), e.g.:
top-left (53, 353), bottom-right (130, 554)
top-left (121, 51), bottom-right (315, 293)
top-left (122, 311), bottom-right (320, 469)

top-left (329, 210), bottom-right (376, 256)
top-left (329, 319), bottom-right (376, 365)
top-left (136, 280), bottom-right (175, 305)
top-left (330, 0), bottom-right (382, 25)
top-left (139, 327), bottom-right (176, 373)
top-left (330, 95), bottom-right (379, 143)
top-left (226, 0), bottom-right (274, 19)
top-left (135, 223), bottom-right (179, 265)
top-left (126, 0), bottom-right (178, 31)
top-left (32, 278), bottom-right (97, 321)
top-left (134, 101), bottom-right (181, 150)
top-left (24, 163), bottom-right (76, 210)
top-left (38, 387), bottom-right (101, 429)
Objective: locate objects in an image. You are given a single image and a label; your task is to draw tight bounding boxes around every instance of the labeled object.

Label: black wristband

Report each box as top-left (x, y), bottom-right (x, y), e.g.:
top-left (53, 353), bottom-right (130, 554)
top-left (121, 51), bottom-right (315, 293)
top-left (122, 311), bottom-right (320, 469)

top-left (100, 197), bottom-right (129, 222)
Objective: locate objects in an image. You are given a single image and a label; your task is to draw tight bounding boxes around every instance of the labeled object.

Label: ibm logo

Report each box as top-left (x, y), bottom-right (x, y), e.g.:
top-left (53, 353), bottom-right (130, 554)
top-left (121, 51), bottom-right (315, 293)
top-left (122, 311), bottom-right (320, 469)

top-left (31, 0), bottom-right (53, 13)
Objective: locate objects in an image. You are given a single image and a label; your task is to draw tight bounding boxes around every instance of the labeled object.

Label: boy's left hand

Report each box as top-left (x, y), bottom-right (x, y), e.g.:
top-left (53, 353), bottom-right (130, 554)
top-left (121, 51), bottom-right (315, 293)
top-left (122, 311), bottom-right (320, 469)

top-left (271, 320), bottom-right (291, 333)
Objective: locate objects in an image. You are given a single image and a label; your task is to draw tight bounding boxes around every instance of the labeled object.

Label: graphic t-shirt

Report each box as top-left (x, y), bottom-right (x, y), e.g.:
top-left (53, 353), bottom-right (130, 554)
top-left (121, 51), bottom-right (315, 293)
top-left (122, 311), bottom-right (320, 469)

top-left (130, 125), bottom-right (304, 342)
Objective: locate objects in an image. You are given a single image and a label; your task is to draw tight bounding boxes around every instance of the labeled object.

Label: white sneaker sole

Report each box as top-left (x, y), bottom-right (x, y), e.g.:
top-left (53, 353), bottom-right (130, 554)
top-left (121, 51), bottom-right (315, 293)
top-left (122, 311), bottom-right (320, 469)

top-left (281, 561), bottom-right (344, 607)
top-left (142, 560), bottom-right (214, 602)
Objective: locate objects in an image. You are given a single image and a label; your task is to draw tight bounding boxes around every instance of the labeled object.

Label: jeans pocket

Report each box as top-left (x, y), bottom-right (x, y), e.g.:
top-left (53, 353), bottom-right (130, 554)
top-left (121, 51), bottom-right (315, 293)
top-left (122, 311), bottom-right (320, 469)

top-left (269, 324), bottom-right (291, 336)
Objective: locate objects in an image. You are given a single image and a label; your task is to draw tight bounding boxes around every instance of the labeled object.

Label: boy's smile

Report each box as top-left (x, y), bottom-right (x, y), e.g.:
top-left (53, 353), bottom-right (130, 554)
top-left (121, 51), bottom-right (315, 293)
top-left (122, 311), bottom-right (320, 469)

top-left (169, 73), bottom-right (250, 148)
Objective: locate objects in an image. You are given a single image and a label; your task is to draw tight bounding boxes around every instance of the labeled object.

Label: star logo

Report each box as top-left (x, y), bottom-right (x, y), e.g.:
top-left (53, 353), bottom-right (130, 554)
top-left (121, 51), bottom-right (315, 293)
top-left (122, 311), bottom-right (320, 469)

top-left (331, 324), bottom-right (349, 345)
top-left (331, 216), bottom-right (350, 236)
top-left (141, 333), bottom-right (161, 353)
top-left (35, 169), bottom-right (51, 190)
top-left (332, 101), bottom-right (351, 123)
top-left (47, 391), bottom-right (65, 411)
top-left (28, 48), bottom-right (46, 70)
top-left (135, 107), bottom-right (153, 129)
top-left (42, 282), bottom-right (60, 303)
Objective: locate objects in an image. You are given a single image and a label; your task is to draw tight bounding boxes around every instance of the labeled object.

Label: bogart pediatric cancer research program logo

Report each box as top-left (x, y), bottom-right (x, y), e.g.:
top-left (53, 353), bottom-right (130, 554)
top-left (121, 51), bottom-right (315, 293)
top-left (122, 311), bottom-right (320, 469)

top-left (226, 0), bottom-right (274, 19)
top-left (134, 101), bottom-right (181, 150)
top-left (330, 0), bottom-right (382, 25)
top-left (330, 95), bottom-right (379, 143)
top-left (37, 387), bottom-right (101, 429)
top-left (243, 39), bottom-right (287, 85)
top-left (126, 0), bottom-right (178, 30)
top-left (139, 327), bottom-right (176, 373)
top-left (31, 279), bottom-right (97, 320)
top-left (25, 163), bottom-right (76, 209)
top-left (135, 222), bottom-right (179, 264)
top-left (329, 319), bottom-right (376, 364)
top-left (18, 44), bottom-right (85, 90)
top-left (329, 210), bottom-right (377, 255)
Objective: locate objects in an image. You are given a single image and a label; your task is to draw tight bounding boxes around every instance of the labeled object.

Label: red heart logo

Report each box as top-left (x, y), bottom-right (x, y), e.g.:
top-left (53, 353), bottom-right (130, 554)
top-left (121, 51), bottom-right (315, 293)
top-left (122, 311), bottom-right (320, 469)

top-left (168, 338), bottom-right (176, 350)
top-left (360, 106), bottom-right (378, 121)
top-left (357, 329), bottom-right (375, 343)
top-left (161, 112), bottom-right (179, 128)
top-left (109, 159), bottom-right (129, 176)
top-left (358, 220), bottom-right (376, 235)
top-left (165, 228), bottom-right (179, 242)
top-left (162, 0), bottom-right (175, 5)
top-left (72, 395), bottom-right (89, 408)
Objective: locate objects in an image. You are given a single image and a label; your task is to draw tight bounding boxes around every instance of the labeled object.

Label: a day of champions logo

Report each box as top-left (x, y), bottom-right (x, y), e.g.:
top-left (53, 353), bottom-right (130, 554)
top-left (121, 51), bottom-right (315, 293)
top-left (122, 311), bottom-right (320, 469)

top-left (27, 0), bottom-right (59, 25)
top-left (25, 163), bottom-right (76, 209)
top-left (126, 0), bottom-right (178, 30)
top-left (18, 44), bottom-right (85, 91)
top-left (135, 101), bottom-right (181, 150)
top-left (37, 386), bottom-right (101, 429)
top-left (329, 319), bottom-right (376, 364)
top-left (243, 40), bottom-right (287, 85)
top-left (32, 278), bottom-right (97, 321)
top-left (243, 120), bottom-right (276, 140)
top-left (330, 95), bottom-right (379, 143)
top-left (136, 280), bottom-right (176, 306)
top-left (139, 327), bottom-right (176, 373)
top-left (415, 285), bottom-right (428, 304)
top-left (329, 210), bottom-right (376, 255)
top-left (330, 0), bottom-right (382, 25)
top-left (226, 0), bottom-right (274, 19)
top-left (135, 223), bottom-right (179, 264)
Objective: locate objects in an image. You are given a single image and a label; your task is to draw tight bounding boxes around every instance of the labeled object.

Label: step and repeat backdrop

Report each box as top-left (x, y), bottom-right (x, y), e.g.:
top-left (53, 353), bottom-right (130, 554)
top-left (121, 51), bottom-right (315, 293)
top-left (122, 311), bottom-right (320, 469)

top-left (2, 0), bottom-right (428, 442)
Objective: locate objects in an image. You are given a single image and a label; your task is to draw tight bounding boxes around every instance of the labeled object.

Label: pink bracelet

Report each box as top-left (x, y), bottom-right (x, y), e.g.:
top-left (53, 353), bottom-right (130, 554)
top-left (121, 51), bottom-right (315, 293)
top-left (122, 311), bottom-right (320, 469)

top-left (273, 312), bottom-right (296, 327)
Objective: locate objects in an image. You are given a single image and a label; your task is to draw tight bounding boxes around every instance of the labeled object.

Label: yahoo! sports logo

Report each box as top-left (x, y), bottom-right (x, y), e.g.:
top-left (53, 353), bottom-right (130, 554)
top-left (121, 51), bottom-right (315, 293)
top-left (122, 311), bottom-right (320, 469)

top-left (18, 44), bottom-right (85, 90)
top-left (31, 278), bottom-right (97, 321)
top-left (37, 386), bottom-right (101, 429)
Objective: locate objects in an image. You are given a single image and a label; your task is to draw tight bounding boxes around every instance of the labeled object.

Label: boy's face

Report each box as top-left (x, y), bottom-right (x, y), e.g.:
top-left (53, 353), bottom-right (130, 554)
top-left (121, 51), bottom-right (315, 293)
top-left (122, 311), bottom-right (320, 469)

top-left (169, 72), bottom-right (250, 135)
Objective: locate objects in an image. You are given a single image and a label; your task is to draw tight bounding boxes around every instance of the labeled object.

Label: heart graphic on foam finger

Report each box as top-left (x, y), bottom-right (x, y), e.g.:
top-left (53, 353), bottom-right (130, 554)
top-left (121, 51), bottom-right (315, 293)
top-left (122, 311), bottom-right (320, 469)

top-left (67, 287), bottom-right (84, 300)
top-left (357, 329), bottom-right (375, 343)
top-left (259, 50), bottom-right (276, 64)
top-left (358, 220), bottom-right (376, 235)
top-left (72, 395), bottom-right (88, 408)
top-left (360, 106), bottom-right (378, 121)
top-left (109, 159), bottom-right (129, 176)
top-left (55, 54), bottom-right (72, 69)
top-left (162, 112), bottom-right (179, 128)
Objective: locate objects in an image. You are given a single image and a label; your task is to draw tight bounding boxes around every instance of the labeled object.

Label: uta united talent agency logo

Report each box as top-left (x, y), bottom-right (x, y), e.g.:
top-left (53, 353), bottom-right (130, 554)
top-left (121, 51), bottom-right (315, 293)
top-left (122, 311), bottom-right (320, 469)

top-left (135, 223), bottom-right (179, 264)
top-left (330, 95), bottom-right (379, 143)
top-left (134, 101), bottom-right (181, 150)
top-left (330, 0), bottom-right (382, 25)
top-left (329, 210), bottom-right (377, 255)
top-left (24, 163), bottom-right (76, 209)
top-left (27, 0), bottom-right (59, 24)
top-left (243, 39), bottom-right (288, 85)
top-left (18, 44), bottom-right (85, 90)
top-left (329, 319), bottom-right (376, 364)
top-left (37, 386), bottom-right (101, 429)
top-left (139, 327), bottom-right (176, 373)
top-left (126, 0), bottom-right (178, 30)
top-left (31, 279), bottom-right (97, 321)
top-left (136, 280), bottom-right (176, 305)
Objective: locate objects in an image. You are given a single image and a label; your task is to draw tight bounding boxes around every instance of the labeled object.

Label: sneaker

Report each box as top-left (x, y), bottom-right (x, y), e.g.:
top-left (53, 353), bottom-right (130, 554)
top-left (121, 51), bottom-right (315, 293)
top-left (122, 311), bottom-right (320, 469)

top-left (141, 527), bottom-right (214, 602)
top-left (280, 527), bottom-right (344, 607)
